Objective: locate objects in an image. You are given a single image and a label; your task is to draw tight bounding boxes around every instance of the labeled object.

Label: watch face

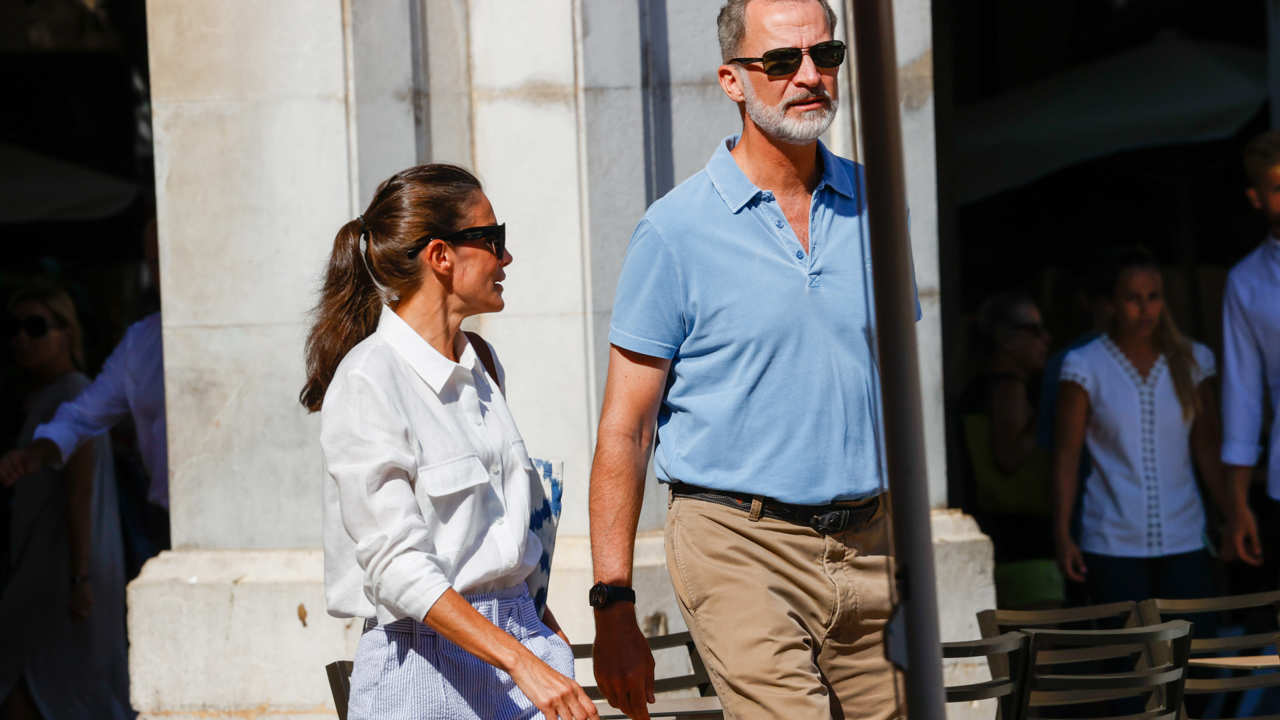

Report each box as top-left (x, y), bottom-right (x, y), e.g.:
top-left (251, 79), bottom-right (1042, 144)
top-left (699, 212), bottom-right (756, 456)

top-left (589, 583), bottom-right (607, 608)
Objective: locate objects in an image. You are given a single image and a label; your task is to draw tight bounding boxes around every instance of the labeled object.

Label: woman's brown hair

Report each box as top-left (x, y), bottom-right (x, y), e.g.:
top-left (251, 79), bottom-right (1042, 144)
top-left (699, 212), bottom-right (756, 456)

top-left (1104, 247), bottom-right (1201, 421)
top-left (9, 282), bottom-right (85, 371)
top-left (299, 164), bottom-right (483, 412)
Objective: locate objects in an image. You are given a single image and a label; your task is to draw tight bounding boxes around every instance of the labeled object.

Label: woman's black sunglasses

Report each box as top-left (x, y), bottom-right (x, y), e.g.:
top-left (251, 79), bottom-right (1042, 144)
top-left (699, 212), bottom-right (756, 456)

top-left (408, 223), bottom-right (506, 260)
top-left (4, 314), bottom-right (56, 339)
top-left (730, 40), bottom-right (846, 77)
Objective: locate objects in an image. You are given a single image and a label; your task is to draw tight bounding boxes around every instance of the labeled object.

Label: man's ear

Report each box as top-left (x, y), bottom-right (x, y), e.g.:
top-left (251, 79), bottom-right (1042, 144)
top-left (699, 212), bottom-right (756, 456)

top-left (718, 64), bottom-right (746, 104)
top-left (1246, 187), bottom-right (1262, 211)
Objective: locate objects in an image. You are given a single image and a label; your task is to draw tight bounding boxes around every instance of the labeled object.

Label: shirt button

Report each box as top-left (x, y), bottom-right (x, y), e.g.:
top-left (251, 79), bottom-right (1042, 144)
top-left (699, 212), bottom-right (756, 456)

top-left (490, 465), bottom-right (500, 476)
top-left (775, 220), bottom-right (784, 229)
top-left (795, 250), bottom-right (805, 260)
top-left (494, 516), bottom-right (505, 525)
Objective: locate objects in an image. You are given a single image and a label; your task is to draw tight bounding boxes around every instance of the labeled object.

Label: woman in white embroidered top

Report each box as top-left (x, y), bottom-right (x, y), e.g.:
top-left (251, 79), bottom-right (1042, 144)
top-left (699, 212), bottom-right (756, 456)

top-left (300, 165), bottom-right (597, 720)
top-left (1052, 247), bottom-right (1236, 605)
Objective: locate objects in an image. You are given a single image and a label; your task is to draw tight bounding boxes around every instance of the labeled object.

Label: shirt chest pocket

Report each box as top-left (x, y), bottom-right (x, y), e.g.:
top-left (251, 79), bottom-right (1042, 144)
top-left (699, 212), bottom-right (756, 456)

top-left (416, 454), bottom-right (499, 551)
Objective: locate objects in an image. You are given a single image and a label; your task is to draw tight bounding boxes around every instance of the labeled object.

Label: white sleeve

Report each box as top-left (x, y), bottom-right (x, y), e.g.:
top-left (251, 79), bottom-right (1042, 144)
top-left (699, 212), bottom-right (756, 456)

top-left (1058, 348), bottom-right (1095, 399)
top-left (1221, 278), bottom-right (1265, 467)
top-left (321, 371), bottom-right (451, 622)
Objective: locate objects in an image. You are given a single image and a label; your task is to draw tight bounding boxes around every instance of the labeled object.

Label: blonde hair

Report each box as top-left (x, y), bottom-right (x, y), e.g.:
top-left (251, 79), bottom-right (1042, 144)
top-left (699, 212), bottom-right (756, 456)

top-left (1105, 249), bottom-right (1200, 421)
top-left (8, 283), bottom-right (85, 371)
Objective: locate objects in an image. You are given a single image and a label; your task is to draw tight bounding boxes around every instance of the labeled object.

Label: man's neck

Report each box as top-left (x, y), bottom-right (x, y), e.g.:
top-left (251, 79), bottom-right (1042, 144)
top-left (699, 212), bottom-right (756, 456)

top-left (730, 122), bottom-right (822, 196)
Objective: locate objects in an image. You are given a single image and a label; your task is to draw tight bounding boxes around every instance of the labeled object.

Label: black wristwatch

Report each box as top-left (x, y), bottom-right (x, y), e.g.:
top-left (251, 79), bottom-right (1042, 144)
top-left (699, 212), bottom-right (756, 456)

top-left (589, 582), bottom-right (636, 609)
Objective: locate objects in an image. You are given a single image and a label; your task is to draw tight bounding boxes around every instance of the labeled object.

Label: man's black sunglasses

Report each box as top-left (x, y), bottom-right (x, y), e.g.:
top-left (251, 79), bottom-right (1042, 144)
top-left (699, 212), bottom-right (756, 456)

top-left (4, 314), bottom-right (57, 339)
top-left (408, 223), bottom-right (506, 259)
top-left (730, 40), bottom-right (846, 77)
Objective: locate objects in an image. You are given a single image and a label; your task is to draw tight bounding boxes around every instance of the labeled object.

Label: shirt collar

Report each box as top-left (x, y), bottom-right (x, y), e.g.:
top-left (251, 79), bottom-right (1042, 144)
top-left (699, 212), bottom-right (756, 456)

top-left (375, 305), bottom-right (482, 392)
top-left (705, 134), bottom-right (854, 213)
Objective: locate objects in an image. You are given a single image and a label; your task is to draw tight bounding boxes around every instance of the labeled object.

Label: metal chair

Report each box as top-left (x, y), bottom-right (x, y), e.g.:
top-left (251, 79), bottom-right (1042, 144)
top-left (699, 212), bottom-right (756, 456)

top-left (1138, 591), bottom-right (1280, 720)
top-left (324, 660), bottom-right (353, 720)
top-left (1017, 620), bottom-right (1193, 720)
top-left (978, 601), bottom-right (1143, 681)
top-left (944, 631), bottom-right (1030, 720)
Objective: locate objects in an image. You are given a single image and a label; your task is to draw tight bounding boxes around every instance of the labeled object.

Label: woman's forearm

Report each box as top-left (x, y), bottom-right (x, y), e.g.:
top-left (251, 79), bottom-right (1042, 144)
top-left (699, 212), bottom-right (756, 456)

top-left (1052, 383), bottom-right (1090, 542)
top-left (422, 588), bottom-right (534, 673)
top-left (64, 445), bottom-right (95, 578)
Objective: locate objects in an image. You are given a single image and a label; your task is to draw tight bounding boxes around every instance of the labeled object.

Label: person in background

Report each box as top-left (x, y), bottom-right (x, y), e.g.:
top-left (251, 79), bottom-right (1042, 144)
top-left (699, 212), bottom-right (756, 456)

top-left (972, 292), bottom-right (1051, 476)
top-left (961, 293), bottom-right (1056, 606)
top-left (0, 284), bottom-right (129, 720)
top-left (302, 165), bottom-right (595, 720)
top-left (0, 221), bottom-right (167, 554)
top-left (1220, 130), bottom-right (1280, 571)
top-left (1053, 248), bottom-right (1235, 604)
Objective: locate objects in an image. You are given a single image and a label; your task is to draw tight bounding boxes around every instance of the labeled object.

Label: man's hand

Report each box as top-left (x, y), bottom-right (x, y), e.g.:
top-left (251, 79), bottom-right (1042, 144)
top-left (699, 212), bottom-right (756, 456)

top-left (592, 603), bottom-right (655, 720)
top-left (0, 439), bottom-right (60, 487)
top-left (1223, 508), bottom-right (1263, 566)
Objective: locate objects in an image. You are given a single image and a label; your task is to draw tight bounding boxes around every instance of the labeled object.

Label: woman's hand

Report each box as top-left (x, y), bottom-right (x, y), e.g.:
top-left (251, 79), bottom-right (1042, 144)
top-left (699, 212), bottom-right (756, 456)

top-left (1055, 535), bottom-right (1087, 583)
top-left (422, 590), bottom-right (598, 719)
top-left (507, 650), bottom-right (599, 720)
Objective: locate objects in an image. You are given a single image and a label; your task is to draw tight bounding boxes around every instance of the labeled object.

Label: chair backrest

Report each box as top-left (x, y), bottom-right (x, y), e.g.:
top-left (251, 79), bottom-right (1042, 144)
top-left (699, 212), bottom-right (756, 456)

top-left (325, 660), bottom-right (354, 720)
top-left (944, 631), bottom-right (1030, 720)
top-left (572, 631), bottom-right (715, 699)
top-left (978, 601), bottom-right (1141, 677)
top-left (1018, 620), bottom-right (1193, 720)
top-left (1138, 591), bottom-right (1280, 718)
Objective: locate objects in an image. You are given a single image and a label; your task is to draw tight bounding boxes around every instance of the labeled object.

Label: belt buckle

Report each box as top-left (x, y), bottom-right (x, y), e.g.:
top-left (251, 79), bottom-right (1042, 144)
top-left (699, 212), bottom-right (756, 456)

top-left (810, 509), bottom-right (850, 534)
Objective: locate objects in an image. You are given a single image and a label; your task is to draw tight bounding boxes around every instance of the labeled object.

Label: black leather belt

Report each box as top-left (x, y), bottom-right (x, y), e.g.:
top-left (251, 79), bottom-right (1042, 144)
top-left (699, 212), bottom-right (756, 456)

top-left (669, 482), bottom-right (882, 535)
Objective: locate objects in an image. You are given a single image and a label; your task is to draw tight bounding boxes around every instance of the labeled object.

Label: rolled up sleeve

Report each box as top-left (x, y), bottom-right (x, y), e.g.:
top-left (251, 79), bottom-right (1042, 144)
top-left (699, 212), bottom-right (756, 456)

top-left (1221, 280), bottom-right (1264, 467)
top-left (321, 371), bottom-right (450, 622)
top-left (609, 218), bottom-right (687, 359)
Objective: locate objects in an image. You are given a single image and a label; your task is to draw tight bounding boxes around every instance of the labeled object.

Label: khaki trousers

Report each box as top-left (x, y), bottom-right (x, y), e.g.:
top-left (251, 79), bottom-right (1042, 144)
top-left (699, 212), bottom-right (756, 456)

top-left (665, 493), bottom-right (905, 720)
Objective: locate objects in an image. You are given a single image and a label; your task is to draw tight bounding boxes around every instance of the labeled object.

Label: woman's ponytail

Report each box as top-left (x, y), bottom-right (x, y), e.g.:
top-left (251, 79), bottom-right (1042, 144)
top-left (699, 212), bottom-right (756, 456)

top-left (299, 164), bottom-right (483, 412)
top-left (299, 219), bottom-right (383, 411)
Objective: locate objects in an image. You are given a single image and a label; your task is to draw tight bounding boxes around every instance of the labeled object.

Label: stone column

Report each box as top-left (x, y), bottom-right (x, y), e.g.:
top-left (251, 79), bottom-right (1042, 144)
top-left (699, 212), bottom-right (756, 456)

top-left (132, 1), bottom-right (420, 716)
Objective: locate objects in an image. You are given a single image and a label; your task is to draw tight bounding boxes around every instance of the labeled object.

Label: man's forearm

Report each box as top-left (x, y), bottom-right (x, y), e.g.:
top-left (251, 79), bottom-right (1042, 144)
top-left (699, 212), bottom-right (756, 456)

top-left (588, 430), bottom-right (650, 585)
top-left (1225, 465), bottom-right (1255, 520)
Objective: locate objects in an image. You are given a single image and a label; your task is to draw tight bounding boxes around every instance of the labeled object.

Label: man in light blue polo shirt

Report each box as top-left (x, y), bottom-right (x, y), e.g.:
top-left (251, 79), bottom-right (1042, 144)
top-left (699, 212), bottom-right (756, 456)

top-left (587, 1), bottom-right (914, 718)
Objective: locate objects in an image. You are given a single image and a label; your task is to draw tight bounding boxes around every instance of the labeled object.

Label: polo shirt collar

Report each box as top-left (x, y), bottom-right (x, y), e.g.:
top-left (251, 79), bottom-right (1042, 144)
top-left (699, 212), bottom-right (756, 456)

top-left (375, 305), bottom-right (481, 392)
top-left (706, 134), bottom-right (854, 213)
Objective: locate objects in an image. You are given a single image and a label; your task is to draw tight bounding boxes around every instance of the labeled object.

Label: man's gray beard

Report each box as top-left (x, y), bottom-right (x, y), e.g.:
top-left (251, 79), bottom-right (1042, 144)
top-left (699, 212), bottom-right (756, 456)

top-left (740, 74), bottom-right (837, 145)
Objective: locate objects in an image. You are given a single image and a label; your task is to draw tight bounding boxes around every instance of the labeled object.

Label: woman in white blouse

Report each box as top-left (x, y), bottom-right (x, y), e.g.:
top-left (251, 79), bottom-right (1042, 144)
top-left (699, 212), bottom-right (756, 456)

top-left (300, 165), bottom-right (597, 720)
top-left (1052, 247), bottom-right (1234, 604)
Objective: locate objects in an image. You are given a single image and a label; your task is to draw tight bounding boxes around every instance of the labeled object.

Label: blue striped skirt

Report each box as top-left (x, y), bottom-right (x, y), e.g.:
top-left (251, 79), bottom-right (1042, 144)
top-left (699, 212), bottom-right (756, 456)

top-left (347, 585), bottom-right (575, 720)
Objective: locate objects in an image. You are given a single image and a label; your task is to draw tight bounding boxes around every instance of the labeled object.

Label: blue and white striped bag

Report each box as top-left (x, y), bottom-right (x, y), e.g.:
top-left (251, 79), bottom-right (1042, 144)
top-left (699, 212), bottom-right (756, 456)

top-left (525, 457), bottom-right (562, 617)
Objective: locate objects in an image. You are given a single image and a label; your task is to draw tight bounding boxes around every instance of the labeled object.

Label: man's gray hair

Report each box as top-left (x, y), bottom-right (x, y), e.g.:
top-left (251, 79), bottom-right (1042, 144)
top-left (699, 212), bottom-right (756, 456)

top-left (717, 0), bottom-right (838, 62)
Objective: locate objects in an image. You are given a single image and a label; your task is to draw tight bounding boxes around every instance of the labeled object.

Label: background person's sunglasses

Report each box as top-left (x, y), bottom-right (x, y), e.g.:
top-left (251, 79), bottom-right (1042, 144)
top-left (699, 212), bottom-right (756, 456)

top-left (4, 315), bottom-right (55, 339)
top-left (408, 223), bottom-right (506, 259)
top-left (730, 40), bottom-right (846, 77)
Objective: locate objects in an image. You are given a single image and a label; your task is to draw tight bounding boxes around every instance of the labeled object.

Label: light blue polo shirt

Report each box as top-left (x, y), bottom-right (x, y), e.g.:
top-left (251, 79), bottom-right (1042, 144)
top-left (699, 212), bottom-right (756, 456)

top-left (609, 135), bottom-right (919, 505)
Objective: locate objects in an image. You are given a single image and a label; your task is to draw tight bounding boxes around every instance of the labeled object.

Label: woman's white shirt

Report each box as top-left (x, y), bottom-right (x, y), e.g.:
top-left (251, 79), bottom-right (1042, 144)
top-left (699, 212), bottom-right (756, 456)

top-left (321, 306), bottom-right (542, 624)
top-left (1060, 335), bottom-right (1215, 558)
